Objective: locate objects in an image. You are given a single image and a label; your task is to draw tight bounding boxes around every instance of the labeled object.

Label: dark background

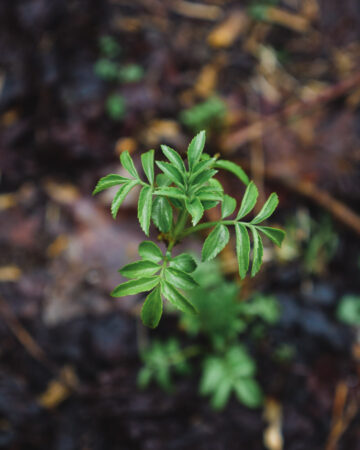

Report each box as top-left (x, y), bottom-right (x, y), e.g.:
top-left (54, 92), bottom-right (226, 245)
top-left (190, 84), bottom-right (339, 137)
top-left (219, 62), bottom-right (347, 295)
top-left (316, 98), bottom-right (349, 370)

top-left (0, 1), bottom-right (360, 449)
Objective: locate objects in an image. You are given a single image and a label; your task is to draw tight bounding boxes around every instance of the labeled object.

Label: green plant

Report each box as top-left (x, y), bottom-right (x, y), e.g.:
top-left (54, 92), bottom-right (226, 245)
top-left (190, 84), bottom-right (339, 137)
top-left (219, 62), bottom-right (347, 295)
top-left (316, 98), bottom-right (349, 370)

top-left (94, 35), bottom-right (144, 121)
top-left (138, 261), bottom-right (281, 410)
top-left (336, 295), bottom-right (360, 326)
top-left (93, 131), bottom-right (284, 328)
top-left (277, 210), bottom-right (338, 275)
top-left (179, 96), bottom-right (227, 133)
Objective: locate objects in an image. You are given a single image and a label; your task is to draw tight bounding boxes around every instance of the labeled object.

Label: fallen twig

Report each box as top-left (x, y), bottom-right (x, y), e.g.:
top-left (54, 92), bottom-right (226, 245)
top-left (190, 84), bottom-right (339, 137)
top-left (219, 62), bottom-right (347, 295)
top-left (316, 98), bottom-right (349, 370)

top-left (223, 71), bottom-right (360, 152)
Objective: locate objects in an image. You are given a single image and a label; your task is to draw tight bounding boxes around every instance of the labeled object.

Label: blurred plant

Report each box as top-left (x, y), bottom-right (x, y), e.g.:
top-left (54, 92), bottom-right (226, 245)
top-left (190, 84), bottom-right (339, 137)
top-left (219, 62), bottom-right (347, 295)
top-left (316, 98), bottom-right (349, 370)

top-left (273, 343), bottom-right (296, 363)
top-left (94, 35), bottom-right (144, 120)
top-left (336, 295), bottom-right (360, 326)
top-left (248, 0), bottom-right (280, 21)
top-left (179, 97), bottom-right (227, 133)
top-left (138, 261), bottom-right (281, 410)
top-left (276, 209), bottom-right (338, 275)
top-left (93, 131), bottom-right (285, 328)
top-left (137, 339), bottom-right (193, 392)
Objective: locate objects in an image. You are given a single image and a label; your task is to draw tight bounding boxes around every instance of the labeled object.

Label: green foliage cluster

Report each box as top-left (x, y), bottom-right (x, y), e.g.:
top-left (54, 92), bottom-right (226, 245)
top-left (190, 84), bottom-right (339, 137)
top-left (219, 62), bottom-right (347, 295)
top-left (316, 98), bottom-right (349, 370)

top-left (179, 97), bottom-right (227, 132)
top-left (94, 35), bottom-right (144, 120)
top-left (138, 261), bottom-right (282, 410)
top-left (336, 295), bottom-right (360, 326)
top-left (93, 131), bottom-right (284, 328)
top-left (278, 210), bottom-right (338, 275)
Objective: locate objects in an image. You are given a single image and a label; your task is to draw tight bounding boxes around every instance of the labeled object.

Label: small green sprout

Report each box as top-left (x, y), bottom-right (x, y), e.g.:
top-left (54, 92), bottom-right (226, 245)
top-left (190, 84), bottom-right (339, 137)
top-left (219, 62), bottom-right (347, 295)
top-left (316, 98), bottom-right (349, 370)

top-left (93, 131), bottom-right (285, 328)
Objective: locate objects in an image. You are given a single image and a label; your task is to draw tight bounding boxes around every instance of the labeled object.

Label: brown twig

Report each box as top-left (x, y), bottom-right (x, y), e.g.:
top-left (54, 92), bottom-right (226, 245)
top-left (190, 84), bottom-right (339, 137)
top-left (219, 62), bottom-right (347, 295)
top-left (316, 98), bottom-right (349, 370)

top-left (280, 177), bottom-right (360, 236)
top-left (325, 381), bottom-right (359, 450)
top-left (0, 295), bottom-right (51, 367)
top-left (223, 70), bottom-right (360, 152)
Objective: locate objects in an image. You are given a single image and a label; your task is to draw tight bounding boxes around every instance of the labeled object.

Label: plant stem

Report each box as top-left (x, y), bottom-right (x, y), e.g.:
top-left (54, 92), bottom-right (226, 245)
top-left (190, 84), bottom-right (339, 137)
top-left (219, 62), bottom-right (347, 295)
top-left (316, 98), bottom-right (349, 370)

top-left (166, 207), bottom-right (189, 257)
top-left (179, 220), bottom-right (233, 238)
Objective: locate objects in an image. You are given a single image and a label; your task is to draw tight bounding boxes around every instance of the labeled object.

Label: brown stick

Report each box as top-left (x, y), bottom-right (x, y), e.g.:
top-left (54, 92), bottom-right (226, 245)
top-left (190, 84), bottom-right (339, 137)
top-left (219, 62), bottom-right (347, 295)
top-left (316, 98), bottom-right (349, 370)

top-left (0, 295), bottom-right (53, 370)
top-left (281, 177), bottom-right (360, 236)
top-left (223, 71), bottom-right (360, 152)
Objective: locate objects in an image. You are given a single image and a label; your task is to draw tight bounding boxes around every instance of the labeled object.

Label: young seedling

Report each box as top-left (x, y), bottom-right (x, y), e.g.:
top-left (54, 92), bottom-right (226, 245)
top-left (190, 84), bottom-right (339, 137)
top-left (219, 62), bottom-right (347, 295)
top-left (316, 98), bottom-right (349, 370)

top-left (93, 131), bottom-right (285, 328)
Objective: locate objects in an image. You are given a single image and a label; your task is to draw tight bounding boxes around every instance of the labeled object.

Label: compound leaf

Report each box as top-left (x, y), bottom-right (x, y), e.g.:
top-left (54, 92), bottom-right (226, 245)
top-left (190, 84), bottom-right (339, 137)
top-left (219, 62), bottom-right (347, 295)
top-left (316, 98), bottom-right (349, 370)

top-left (141, 149), bottom-right (155, 185)
top-left (161, 280), bottom-right (197, 314)
top-left (196, 186), bottom-right (223, 202)
top-left (169, 253), bottom-right (197, 273)
top-left (139, 241), bottom-right (163, 263)
top-left (120, 151), bottom-right (138, 178)
top-left (235, 223), bottom-right (250, 279)
top-left (119, 260), bottom-right (160, 278)
top-left (202, 224), bottom-right (230, 261)
top-left (251, 193), bottom-right (279, 224)
top-left (93, 174), bottom-right (128, 195)
top-left (185, 197), bottom-right (204, 226)
top-left (141, 286), bottom-right (162, 328)
top-left (250, 226), bottom-right (263, 277)
top-left (165, 267), bottom-right (199, 290)
top-left (257, 226), bottom-right (285, 247)
top-left (236, 181), bottom-right (258, 220)
top-left (138, 186), bottom-right (153, 236)
top-left (188, 130), bottom-right (206, 170)
top-left (191, 169), bottom-right (218, 187)
top-left (221, 194), bottom-right (237, 218)
top-left (156, 161), bottom-right (185, 188)
top-left (152, 196), bottom-right (173, 233)
top-left (214, 160), bottom-right (249, 186)
top-left (111, 180), bottom-right (138, 219)
top-left (155, 186), bottom-right (186, 200)
top-left (161, 145), bottom-right (186, 174)
top-left (111, 277), bottom-right (159, 297)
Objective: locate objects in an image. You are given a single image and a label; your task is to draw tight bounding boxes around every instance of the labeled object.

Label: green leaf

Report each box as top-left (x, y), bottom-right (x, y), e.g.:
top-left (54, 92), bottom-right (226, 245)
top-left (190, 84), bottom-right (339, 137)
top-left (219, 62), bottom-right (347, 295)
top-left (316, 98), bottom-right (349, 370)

top-left (250, 227), bottom-right (263, 277)
top-left (191, 158), bottom-right (216, 178)
top-left (251, 193), bottom-right (279, 224)
top-left (234, 378), bottom-right (263, 408)
top-left (156, 173), bottom-right (171, 187)
top-left (235, 223), bottom-right (250, 279)
top-left (187, 130), bottom-right (206, 170)
top-left (161, 145), bottom-right (186, 174)
top-left (202, 224), bottom-right (230, 261)
top-left (214, 160), bottom-right (249, 186)
top-left (151, 196), bottom-right (173, 233)
top-left (138, 186), bottom-right (153, 236)
top-left (161, 280), bottom-right (197, 314)
top-left (155, 187), bottom-right (186, 200)
top-left (139, 241), bottom-right (163, 263)
top-left (236, 181), bottom-right (258, 219)
top-left (257, 226), bottom-right (285, 247)
top-left (111, 180), bottom-right (138, 219)
top-left (137, 367), bottom-right (152, 389)
top-left (196, 186), bottom-right (223, 201)
top-left (200, 358), bottom-right (224, 395)
top-left (169, 254), bottom-right (197, 273)
top-left (202, 200), bottom-right (219, 210)
top-left (119, 260), bottom-right (160, 278)
top-left (141, 149), bottom-right (155, 185)
top-left (111, 277), bottom-right (159, 297)
top-left (191, 169), bottom-right (218, 187)
top-left (141, 287), bottom-right (163, 328)
top-left (93, 174), bottom-right (129, 195)
top-left (165, 267), bottom-right (199, 290)
top-left (211, 379), bottom-right (232, 410)
top-left (120, 151), bottom-right (138, 178)
top-left (336, 295), bottom-right (360, 326)
top-left (156, 161), bottom-right (185, 188)
top-left (185, 197), bottom-right (204, 226)
top-left (221, 195), bottom-right (237, 218)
